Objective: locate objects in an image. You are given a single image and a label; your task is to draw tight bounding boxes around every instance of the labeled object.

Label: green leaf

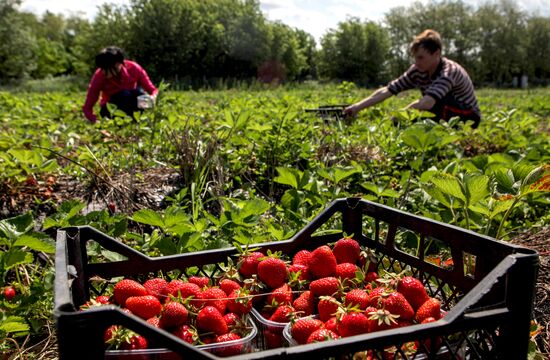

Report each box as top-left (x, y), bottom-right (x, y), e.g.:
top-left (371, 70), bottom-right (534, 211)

top-left (431, 175), bottom-right (466, 202)
top-left (5, 250), bottom-right (33, 269)
top-left (0, 317), bottom-right (30, 335)
top-left (0, 213), bottom-right (34, 240)
top-left (465, 174), bottom-right (490, 204)
top-left (274, 167), bottom-right (301, 189)
top-left (13, 235), bottom-right (55, 253)
top-left (490, 198), bottom-right (515, 217)
top-left (131, 209), bottom-right (165, 228)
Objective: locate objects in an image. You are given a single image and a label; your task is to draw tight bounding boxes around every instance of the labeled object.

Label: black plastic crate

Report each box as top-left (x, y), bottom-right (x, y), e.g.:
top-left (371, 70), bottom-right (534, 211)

top-left (54, 198), bottom-right (539, 360)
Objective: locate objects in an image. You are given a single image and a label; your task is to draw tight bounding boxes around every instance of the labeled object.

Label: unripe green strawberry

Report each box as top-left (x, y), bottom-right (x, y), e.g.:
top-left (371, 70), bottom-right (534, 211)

top-left (310, 277), bottom-right (339, 297)
top-left (333, 238), bottom-right (361, 264)
top-left (309, 245), bottom-right (337, 278)
top-left (257, 257), bottom-right (287, 289)
top-left (397, 276), bottom-right (430, 311)
top-left (307, 328), bottom-right (340, 343)
top-left (291, 318), bottom-right (324, 344)
top-left (415, 298), bottom-right (441, 323)
top-left (125, 295), bottom-right (162, 319)
top-left (338, 312), bottom-right (370, 337)
top-left (113, 279), bottom-right (147, 306)
top-left (197, 306), bottom-right (228, 335)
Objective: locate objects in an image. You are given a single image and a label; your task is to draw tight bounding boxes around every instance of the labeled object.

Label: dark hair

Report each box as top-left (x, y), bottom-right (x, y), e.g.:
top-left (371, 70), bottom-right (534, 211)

top-left (95, 46), bottom-right (125, 71)
top-left (410, 29), bottom-right (442, 55)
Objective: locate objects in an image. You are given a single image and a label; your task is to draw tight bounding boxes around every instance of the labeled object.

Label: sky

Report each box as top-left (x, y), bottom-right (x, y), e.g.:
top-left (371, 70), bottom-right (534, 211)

top-left (20, 0), bottom-right (550, 44)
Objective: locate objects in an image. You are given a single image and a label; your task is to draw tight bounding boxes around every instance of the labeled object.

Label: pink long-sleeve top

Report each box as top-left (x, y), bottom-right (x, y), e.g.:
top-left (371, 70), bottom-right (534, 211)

top-left (82, 60), bottom-right (158, 122)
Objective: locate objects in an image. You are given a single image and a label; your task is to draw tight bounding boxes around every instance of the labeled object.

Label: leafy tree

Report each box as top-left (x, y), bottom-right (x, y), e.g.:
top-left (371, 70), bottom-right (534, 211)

top-left (525, 17), bottom-right (550, 81)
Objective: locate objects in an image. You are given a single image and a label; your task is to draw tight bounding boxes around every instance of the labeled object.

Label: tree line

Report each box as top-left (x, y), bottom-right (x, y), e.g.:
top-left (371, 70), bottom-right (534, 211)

top-left (1, 0), bottom-right (549, 87)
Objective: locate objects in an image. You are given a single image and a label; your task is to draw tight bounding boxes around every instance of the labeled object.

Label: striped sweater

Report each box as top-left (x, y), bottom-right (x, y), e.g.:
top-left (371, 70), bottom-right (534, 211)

top-left (387, 57), bottom-right (480, 117)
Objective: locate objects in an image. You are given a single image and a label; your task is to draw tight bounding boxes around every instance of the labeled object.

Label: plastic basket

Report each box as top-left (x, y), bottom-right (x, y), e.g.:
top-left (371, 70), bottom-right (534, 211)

top-left (249, 308), bottom-right (290, 349)
top-left (55, 198), bottom-right (539, 359)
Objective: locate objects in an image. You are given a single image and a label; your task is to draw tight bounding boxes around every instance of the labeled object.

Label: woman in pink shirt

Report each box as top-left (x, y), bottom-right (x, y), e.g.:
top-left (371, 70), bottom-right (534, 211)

top-left (82, 46), bottom-right (158, 123)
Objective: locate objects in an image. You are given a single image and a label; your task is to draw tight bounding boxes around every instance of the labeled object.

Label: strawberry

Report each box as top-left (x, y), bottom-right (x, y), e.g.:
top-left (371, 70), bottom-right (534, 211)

top-left (344, 288), bottom-right (370, 310)
top-left (333, 238), bottom-right (361, 264)
top-left (197, 287), bottom-right (227, 314)
top-left (264, 329), bottom-right (283, 349)
top-left (96, 295), bottom-right (111, 304)
top-left (292, 250), bottom-right (312, 266)
top-left (318, 296), bottom-right (340, 322)
top-left (335, 263), bottom-right (359, 282)
top-left (307, 328), bottom-right (340, 343)
top-left (227, 289), bottom-right (252, 315)
top-left (269, 305), bottom-right (295, 323)
top-left (292, 290), bottom-right (315, 316)
top-left (267, 283), bottom-right (293, 306)
top-left (104, 325), bottom-right (118, 343)
top-left (113, 279), bottom-right (147, 306)
top-left (367, 286), bottom-right (388, 308)
top-left (125, 295), bottom-right (162, 319)
top-left (417, 317), bottom-right (442, 351)
top-left (215, 333), bottom-right (243, 356)
top-left (381, 292), bottom-right (414, 321)
top-left (397, 276), bottom-right (430, 311)
top-left (238, 251), bottom-right (264, 278)
top-left (147, 317), bottom-right (160, 328)
top-left (220, 279), bottom-right (241, 296)
top-left (310, 277), bottom-right (339, 297)
top-left (188, 276), bottom-right (210, 288)
top-left (257, 257), bottom-right (287, 289)
top-left (143, 278), bottom-right (168, 301)
top-left (172, 324), bottom-right (197, 344)
top-left (324, 317), bottom-right (339, 333)
top-left (288, 264), bottom-right (310, 281)
top-left (166, 280), bottom-right (201, 301)
top-left (224, 312), bottom-right (239, 328)
top-left (364, 271), bottom-right (379, 284)
top-left (159, 301), bottom-right (189, 329)
top-left (3, 286), bottom-right (16, 301)
top-left (309, 245), bottom-right (337, 278)
top-left (366, 309), bottom-right (399, 333)
top-left (120, 334), bottom-right (148, 350)
top-left (415, 298), bottom-right (441, 323)
top-left (197, 306), bottom-right (228, 335)
top-left (291, 318), bottom-right (324, 345)
top-left (338, 312), bottom-right (369, 337)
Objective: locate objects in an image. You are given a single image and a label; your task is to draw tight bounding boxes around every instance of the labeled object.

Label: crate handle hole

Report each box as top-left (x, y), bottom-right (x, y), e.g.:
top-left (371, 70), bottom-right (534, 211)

top-left (462, 252), bottom-right (476, 279)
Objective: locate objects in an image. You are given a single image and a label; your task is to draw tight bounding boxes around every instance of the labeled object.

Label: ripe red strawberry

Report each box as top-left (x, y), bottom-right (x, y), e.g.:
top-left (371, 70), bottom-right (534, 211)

top-left (257, 257), bottom-right (287, 289)
top-left (417, 317), bottom-right (442, 350)
top-left (397, 276), bottom-right (430, 311)
top-left (267, 283), bottom-right (293, 306)
top-left (188, 276), bottom-right (210, 288)
top-left (125, 295), bottom-right (162, 319)
top-left (227, 289), bottom-right (252, 315)
top-left (307, 328), bottom-right (340, 343)
top-left (333, 238), bottom-right (360, 264)
top-left (197, 306), bottom-right (228, 335)
top-left (220, 279), bottom-right (241, 296)
top-left (293, 290), bottom-right (315, 316)
top-left (143, 278), bottom-right (168, 300)
top-left (366, 309), bottom-right (399, 333)
top-left (344, 289), bottom-right (370, 310)
top-left (364, 271), bottom-right (379, 284)
top-left (120, 334), bottom-right (148, 350)
top-left (104, 325), bottom-right (118, 343)
top-left (165, 280), bottom-right (201, 301)
top-left (291, 318), bottom-right (324, 344)
top-left (172, 324), bottom-right (197, 344)
top-left (3, 286), bottom-right (16, 301)
top-left (318, 296), bottom-right (340, 322)
top-left (263, 329), bottom-right (283, 349)
top-left (324, 317), bottom-right (339, 333)
top-left (415, 298), bottom-right (441, 323)
top-left (288, 264), bottom-right (310, 281)
top-left (336, 263), bottom-right (359, 282)
top-left (381, 292), bottom-right (414, 321)
top-left (113, 279), bottom-right (147, 306)
top-left (96, 295), bottom-right (111, 304)
top-left (367, 286), bottom-right (388, 308)
top-left (292, 250), bottom-right (312, 266)
top-left (338, 312), bottom-right (370, 337)
top-left (215, 333), bottom-right (243, 356)
top-left (238, 251), bottom-right (264, 278)
top-left (269, 305), bottom-right (294, 323)
top-left (147, 317), bottom-right (160, 328)
top-left (159, 301), bottom-right (189, 329)
top-left (309, 245), bottom-right (337, 278)
top-left (310, 277), bottom-right (339, 297)
top-left (224, 312), bottom-right (239, 328)
top-left (197, 287), bottom-right (227, 314)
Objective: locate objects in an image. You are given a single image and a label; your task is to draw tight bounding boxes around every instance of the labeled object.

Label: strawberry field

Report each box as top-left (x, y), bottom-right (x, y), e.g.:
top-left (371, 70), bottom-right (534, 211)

top-left (0, 84), bottom-right (549, 359)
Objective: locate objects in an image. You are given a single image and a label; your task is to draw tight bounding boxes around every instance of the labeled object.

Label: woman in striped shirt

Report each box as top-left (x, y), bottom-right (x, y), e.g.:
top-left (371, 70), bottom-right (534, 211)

top-left (344, 29), bottom-right (481, 127)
